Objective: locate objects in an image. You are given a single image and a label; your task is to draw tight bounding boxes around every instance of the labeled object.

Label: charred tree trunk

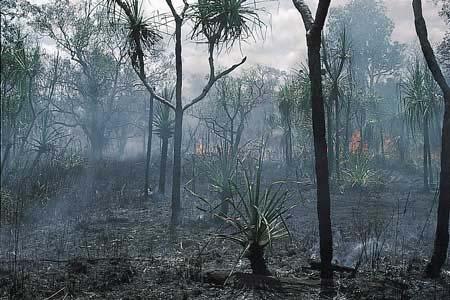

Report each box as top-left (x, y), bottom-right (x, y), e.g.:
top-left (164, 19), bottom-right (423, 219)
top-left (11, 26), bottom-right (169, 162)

top-left (423, 120), bottom-right (430, 191)
top-left (412, 0), bottom-right (450, 278)
top-left (144, 94), bottom-right (154, 199)
top-left (344, 96), bottom-right (351, 161)
top-left (246, 243), bottom-right (271, 276)
top-left (158, 136), bottom-right (169, 194)
top-left (292, 0), bottom-right (333, 281)
top-left (326, 100), bottom-right (334, 177)
top-left (380, 127), bottom-right (385, 163)
top-left (427, 134), bottom-right (433, 186)
top-left (219, 190), bottom-right (232, 217)
top-left (171, 17), bottom-right (183, 226)
top-left (333, 86), bottom-right (341, 182)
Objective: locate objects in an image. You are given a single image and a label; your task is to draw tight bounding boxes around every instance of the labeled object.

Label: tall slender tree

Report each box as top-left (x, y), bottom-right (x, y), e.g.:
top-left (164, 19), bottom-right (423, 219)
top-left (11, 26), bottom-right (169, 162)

top-left (153, 86), bottom-right (175, 195)
top-left (322, 29), bottom-right (350, 182)
top-left (401, 59), bottom-right (441, 190)
top-left (412, 0), bottom-right (450, 278)
top-left (292, 0), bottom-right (333, 281)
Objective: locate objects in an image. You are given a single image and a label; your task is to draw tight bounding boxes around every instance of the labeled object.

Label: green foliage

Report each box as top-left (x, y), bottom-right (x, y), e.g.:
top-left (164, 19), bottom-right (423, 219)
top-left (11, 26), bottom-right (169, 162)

top-left (216, 154), bottom-right (293, 250)
top-left (153, 86), bottom-right (175, 139)
top-left (343, 153), bottom-right (380, 188)
top-left (189, 0), bottom-right (265, 49)
top-left (204, 143), bottom-right (237, 197)
top-left (277, 68), bottom-right (311, 124)
top-left (107, 0), bottom-right (162, 68)
top-left (401, 59), bottom-right (442, 134)
top-left (1, 32), bottom-right (40, 118)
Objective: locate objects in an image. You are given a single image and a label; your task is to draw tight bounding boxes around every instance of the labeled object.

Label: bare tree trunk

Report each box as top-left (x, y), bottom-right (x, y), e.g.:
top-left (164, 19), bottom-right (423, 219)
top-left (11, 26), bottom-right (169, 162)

top-left (171, 107), bottom-right (183, 225)
top-left (1, 143), bottom-right (12, 175)
top-left (158, 136), bottom-right (169, 194)
top-left (171, 17), bottom-right (183, 226)
top-left (144, 94), bottom-right (154, 199)
top-left (333, 86), bottom-right (341, 182)
top-left (423, 120), bottom-right (429, 191)
top-left (412, 0), bottom-right (450, 278)
top-left (344, 96), bottom-right (351, 161)
top-left (427, 134), bottom-right (433, 185)
top-left (380, 127), bottom-right (385, 163)
top-left (292, 0), bottom-right (333, 281)
top-left (326, 100), bottom-right (334, 177)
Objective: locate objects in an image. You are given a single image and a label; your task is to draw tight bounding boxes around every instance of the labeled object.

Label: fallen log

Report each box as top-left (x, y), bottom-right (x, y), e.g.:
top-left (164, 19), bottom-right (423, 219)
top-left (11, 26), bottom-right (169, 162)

top-left (201, 270), bottom-right (321, 293)
top-left (308, 259), bottom-right (356, 273)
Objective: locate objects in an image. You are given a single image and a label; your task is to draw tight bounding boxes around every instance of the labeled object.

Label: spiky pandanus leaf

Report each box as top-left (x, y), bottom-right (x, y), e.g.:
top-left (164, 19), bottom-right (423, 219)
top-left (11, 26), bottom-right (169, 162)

top-left (216, 155), bottom-right (293, 249)
top-left (107, 0), bottom-right (162, 69)
top-left (189, 0), bottom-right (265, 49)
top-left (153, 86), bottom-right (175, 139)
top-left (401, 58), bottom-right (442, 134)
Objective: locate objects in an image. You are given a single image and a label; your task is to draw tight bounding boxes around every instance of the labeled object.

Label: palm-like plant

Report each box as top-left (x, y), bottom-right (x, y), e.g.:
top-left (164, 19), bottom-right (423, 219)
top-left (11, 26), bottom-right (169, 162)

top-left (217, 154), bottom-right (293, 275)
top-left (401, 59), bottom-right (442, 190)
top-left (277, 68), bottom-right (310, 167)
top-left (107, 0), bottom-right (161, 71)
top-left (189, 0), bottom-right (265, 49)
top-left (153, 86), bottom-right (175, 194)
top-left (278, 81), bottom-right (297, 167)
top-left (204, 142), bottom-right (237, 215)
top-left (342, 153), bottom-right (380, 188)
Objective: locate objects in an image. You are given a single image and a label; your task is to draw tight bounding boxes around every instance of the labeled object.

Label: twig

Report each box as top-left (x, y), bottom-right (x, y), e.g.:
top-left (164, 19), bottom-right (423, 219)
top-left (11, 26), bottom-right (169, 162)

top-left (44, 287), bottom-right (64, 300)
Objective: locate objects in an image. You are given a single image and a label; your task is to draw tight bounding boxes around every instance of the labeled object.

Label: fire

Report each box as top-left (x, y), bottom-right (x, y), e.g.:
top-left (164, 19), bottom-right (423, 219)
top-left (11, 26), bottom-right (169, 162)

top-left (349, 130), bottom-right (368, 153)
top-left (195, 142), bottom-right (205, 155)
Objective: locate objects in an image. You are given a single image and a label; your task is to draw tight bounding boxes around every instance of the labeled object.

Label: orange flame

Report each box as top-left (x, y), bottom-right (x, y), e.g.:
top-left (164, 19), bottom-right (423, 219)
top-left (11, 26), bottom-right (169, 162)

top-left (349, 130), bottom-right (368, 154)
top-left (195, 142), bottom-right (205, 155)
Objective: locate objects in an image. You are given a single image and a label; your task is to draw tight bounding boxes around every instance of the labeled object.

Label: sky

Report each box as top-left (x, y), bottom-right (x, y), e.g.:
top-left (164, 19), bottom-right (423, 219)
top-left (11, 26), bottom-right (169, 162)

top-left (143, 0), bottom-right (447, 72)
top-left (32, 0), bottom-right (448, 96)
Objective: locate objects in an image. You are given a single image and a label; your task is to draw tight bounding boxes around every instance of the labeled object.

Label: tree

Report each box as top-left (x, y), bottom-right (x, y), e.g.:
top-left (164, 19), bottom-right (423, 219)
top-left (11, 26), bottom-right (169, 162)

top-left (277, 69), bottom-right (310, 169)
top-left (199, 65), bottom-right (277, 157)
top-left (292, 0), bottom-right (333, 281)
top-left (153, 86), bottom-right (175, 195)
top-left (36, 0), bottom-right (128, 161)
top-left (436, 0), bottom-right (450, 75)
top-left (0, 33), bottom-right (40, 174)
top-left (278, 82), bottom-right (295, 166)
top-left (401, 59), bottom-right (441, 190)
top-left (322, 29), bottom-right (351, 181)
top-left (328, 0), bottom-right (403, 93)
top-left (412, 0), bottom-right (450, 278)
top-left (109, 0), bottom-right (263, 225)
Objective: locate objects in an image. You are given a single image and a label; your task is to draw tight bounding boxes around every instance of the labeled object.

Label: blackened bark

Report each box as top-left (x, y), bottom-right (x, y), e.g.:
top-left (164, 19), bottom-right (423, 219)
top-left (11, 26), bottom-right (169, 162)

top-left (158, 137), bottom-right (169, 194)
top-left (247, 243), bottom-right (271, 276)
top-left (219, 190), bottom-right (231, 216)
top-left (427, 133), bottom-right (433, 185)
top-left (426, 102), bottom-right (450, 277)
top-left (145, 94), bottom-right (154, 199)
top-left (326, 100), bottom-right (334, 176)
top-left (412, 0), bottom-right (450, 278)
top-left (423, 120), bottom-right (429, 191)
top-left (333, 85), bottom-right (341, 181)
top-left (292, 0), bottom-right (333, 280)
top-left (171, 107), bottom-right (183, 225)
top-left (171, 17), bottom-right (183, 226)
top-left (344, 96), bottom-right (351, 161)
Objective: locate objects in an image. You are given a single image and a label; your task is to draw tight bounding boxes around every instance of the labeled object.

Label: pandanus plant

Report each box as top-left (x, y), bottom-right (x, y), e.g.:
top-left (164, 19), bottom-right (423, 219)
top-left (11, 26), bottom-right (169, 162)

top-left (153, 87), bottom-right (175, 195)
top-left (204, 142), bottom-right (237, 215)
top-left (217, 153), bottom-right (293, 275)
top-left (401, 59), bottom-right (442, 190)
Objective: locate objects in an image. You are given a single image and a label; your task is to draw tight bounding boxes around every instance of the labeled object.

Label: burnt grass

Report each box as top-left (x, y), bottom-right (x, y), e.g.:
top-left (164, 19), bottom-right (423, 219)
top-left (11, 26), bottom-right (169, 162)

top-left (0, 158), bottom-right (449, 299)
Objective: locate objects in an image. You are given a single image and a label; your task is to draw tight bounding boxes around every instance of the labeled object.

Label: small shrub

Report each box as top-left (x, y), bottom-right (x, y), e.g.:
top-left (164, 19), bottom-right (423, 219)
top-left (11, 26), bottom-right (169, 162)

top-left (217, 154), bottom-right (294, 275)
top-left (343, 153), bottom-right (381, 188)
